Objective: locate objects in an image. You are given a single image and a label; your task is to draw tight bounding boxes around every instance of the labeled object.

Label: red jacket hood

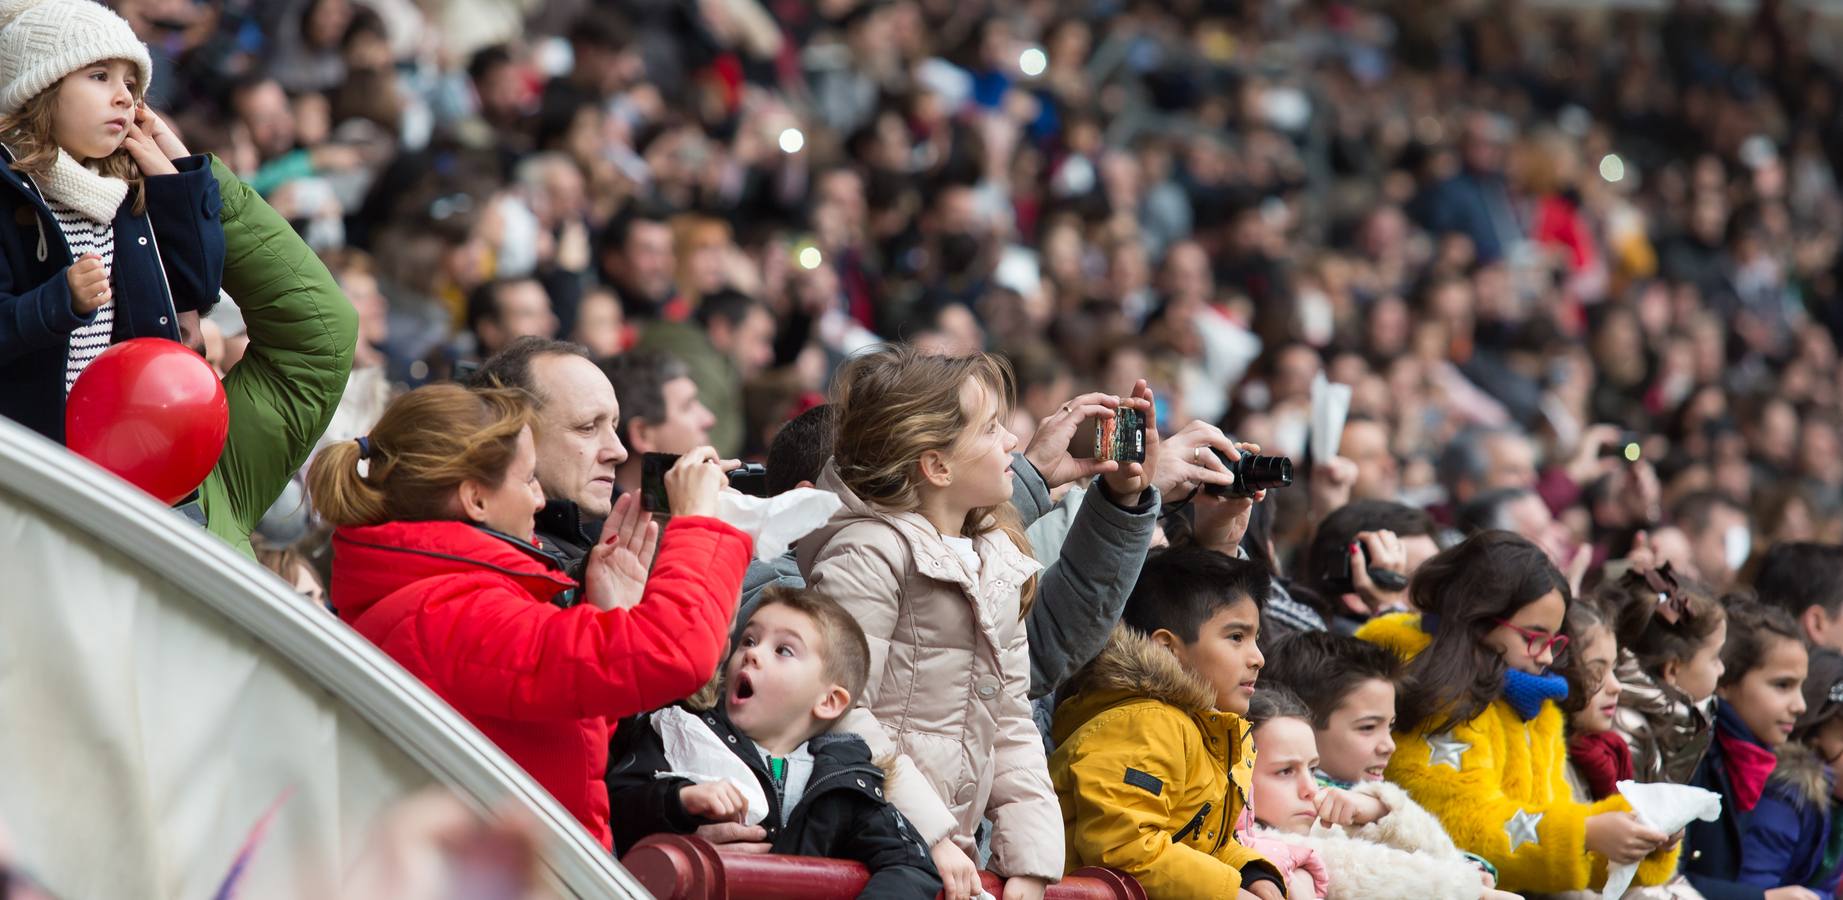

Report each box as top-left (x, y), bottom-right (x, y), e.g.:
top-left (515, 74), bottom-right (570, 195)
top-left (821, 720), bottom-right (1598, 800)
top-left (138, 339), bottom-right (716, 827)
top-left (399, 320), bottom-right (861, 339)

top-left (330, 520), bottom-right (577, 617)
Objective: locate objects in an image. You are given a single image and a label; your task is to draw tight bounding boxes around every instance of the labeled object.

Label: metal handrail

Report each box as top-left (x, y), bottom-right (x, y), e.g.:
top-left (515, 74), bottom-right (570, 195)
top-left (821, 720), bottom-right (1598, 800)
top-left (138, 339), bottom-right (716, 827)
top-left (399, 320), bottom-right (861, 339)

top-left (0, 418), bottom-right (643, 898)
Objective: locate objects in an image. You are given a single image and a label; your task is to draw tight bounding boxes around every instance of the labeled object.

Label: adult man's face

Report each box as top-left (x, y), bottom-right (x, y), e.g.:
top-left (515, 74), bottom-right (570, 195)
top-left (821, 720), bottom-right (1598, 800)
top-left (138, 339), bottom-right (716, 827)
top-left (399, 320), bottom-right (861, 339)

top-left (529, 354), bottom-right (627, 518)
top-left (479, 281), bottom-right (558, 355)
top-left (1482, 432), bottom-right (1539, 492)
top-left (713, 307), bottom-right (776, 377)
top-left (617, 220), bottom-right (676, 303)
top-left (1342, 420), bottom-right (1399, 501)
top-left (633, 376), bottom-right (715, 455)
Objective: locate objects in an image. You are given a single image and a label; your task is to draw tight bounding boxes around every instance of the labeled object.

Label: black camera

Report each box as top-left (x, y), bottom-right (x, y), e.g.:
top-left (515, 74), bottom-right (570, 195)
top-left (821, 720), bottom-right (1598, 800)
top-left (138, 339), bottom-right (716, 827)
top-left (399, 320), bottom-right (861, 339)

top-left (1600, 431), bottom-right (1645, 462)
top-left (1203, 449), bottom-right (1294, 499)
top-left (1323, 551), bottom-right (1410, 595)
top-left (640, 452), bottom-right (770, 512)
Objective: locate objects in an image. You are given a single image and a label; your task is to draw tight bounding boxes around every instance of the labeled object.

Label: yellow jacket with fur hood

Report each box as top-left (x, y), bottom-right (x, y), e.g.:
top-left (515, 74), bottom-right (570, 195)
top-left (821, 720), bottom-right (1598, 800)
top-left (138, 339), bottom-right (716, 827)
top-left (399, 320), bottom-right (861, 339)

top-left (1356, 613), bottom-right (1681, 894)
top-left (1049, 626), bottom-right (1281, 898)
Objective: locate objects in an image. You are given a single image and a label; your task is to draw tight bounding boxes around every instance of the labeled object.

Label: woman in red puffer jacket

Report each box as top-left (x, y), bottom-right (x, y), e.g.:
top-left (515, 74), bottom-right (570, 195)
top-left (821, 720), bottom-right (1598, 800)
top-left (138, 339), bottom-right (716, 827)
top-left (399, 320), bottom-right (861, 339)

top-left (306, 384), bottom-right (751, 849)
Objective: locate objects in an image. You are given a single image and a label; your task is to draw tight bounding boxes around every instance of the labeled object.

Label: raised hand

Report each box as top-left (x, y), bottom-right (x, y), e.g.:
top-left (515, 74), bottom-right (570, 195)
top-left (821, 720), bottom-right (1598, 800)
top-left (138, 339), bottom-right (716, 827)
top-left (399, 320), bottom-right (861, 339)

top-left (581, 492), bottom-right (660, 611)
top-left (121, 120), bottom-right (177, 176)
top-left (1023, 392), bottom-right (1123, 488)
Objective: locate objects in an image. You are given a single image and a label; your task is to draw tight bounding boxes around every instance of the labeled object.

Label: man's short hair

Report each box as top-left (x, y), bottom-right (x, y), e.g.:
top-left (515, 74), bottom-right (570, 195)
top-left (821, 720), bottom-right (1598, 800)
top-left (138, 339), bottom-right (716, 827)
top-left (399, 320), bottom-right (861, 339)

top-left (1260, 630), bottom-right (1402, 729)
top-left (752, 586), bottom-right (870, 702)
top-left (567, 12), bottom-right (632, 51)
top-left (465, 277), bottom-right (542, 336)
top-left (469, 336), bottom-right (591, 407)
top-left (1754, 542), bottom-right (1843, 619)
top-left (695, 287), bottom-right (764, 330)
top-left (1456, 486), bottom-right (1538, 535)
top-left (1672, 490), bottom-right (1745, 536)
top-left (1122, 547), bottom-right (1270, 643)
top-left (1438, 426), bottom-right (1516, 496)
top-left (467, 43), bottom-right (513, 87)
top-left (766, 404), bottom-right (837, 496)
top-left (597, 349), bottom-right (690, 445)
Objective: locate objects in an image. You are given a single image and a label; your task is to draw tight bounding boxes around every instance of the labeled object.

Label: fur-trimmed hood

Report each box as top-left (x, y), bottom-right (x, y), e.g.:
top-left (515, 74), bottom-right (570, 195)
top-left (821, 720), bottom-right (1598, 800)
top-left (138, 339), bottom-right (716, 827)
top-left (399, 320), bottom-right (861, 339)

top-left (1051, 624), bottom-right (1217, 745)
top-left (1771, 741), bottom-right (1833, 812)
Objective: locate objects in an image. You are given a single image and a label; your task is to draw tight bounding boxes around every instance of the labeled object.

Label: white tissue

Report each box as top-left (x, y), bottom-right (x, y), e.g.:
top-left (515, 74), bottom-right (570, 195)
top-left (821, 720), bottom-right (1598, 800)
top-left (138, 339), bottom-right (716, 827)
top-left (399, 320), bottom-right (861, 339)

top-left (716, 488), bottom-right (843, 562)
top-left (1309, 372), bottom-right (1352, 464)
top-left (1601, 780), bottom-right (1723, 899)
top-left (650, 706), bottom-right (771, 827)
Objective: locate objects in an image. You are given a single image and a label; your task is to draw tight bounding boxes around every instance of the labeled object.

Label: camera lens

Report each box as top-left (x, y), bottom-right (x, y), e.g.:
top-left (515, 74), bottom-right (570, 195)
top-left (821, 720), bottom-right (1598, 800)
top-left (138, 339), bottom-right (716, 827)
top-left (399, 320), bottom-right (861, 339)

top-left (1204, 450), bottom-right (1294, 498)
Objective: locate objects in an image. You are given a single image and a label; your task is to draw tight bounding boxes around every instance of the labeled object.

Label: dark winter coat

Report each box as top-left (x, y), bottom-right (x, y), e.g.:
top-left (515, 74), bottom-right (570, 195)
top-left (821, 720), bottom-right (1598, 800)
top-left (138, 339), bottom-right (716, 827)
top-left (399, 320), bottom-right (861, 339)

top-left (1686, 701), bottom-right (1837, 900)
top-left (607, 705), bottom-right (942, 900)
top-left (0, 146), bottom-right (225, 443)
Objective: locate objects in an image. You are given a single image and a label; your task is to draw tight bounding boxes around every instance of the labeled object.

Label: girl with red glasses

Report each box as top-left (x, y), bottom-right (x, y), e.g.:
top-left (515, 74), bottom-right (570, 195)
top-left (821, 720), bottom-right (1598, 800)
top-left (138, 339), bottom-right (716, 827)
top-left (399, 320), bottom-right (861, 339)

top-left (1355, 531), bottom-right (1681, 896)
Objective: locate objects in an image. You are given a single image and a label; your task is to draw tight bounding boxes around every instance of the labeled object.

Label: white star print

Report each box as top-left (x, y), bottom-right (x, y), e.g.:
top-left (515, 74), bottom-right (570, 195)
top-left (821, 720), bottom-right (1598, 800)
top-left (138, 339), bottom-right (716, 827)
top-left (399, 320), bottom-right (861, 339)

top-left (1505, 808), bottom-right (1543, 852)
top-left (1427, 732), bottom-right (1470, 769)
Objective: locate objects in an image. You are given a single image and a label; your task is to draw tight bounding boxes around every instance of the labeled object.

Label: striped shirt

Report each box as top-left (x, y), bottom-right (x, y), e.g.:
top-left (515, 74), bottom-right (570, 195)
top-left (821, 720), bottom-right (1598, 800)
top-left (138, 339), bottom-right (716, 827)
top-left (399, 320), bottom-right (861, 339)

top-left (50, 197), bottom-right (116, 393)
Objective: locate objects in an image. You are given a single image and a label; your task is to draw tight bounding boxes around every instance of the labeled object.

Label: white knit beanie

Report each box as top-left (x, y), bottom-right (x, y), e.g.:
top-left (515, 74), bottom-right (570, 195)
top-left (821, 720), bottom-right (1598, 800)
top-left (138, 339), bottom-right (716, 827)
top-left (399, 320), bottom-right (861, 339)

top-left (0, 0), bottom-right (153, 117)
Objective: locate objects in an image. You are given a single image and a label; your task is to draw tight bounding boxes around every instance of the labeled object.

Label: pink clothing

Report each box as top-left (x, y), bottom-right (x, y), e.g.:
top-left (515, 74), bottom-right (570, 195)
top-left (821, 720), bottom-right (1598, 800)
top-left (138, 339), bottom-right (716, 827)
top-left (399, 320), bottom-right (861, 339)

top-left (1236, 810), bottom-right (1330, 899)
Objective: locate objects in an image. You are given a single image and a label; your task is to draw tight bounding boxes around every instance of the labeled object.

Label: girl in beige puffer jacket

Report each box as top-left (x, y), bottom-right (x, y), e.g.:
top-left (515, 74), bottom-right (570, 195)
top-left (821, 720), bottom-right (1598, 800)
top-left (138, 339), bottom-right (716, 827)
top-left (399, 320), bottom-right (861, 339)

top-left (797, 347), bottom-right (1068, 900)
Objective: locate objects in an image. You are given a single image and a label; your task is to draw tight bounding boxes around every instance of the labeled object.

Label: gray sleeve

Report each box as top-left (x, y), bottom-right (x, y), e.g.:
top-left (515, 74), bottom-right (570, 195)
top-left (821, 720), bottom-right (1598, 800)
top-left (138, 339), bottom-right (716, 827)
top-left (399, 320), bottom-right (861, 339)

top-left (1024, 485), bottom-right (1159, 698)
top-left (1008, 453), bottom-right (1053, 526)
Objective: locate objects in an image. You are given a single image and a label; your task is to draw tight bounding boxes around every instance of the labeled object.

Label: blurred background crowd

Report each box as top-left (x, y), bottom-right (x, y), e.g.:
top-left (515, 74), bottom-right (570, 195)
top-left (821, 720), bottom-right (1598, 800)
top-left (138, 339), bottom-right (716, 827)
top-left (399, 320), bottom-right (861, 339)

top-left (139, 0), bottom-right (1843, 597)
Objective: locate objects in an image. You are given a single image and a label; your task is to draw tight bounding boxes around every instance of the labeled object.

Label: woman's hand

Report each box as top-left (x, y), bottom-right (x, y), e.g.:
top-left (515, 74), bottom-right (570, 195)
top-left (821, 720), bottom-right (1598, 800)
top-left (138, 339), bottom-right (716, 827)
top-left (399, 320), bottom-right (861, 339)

top-left (931, 838), bottom-right (981, 900)
top-left (666, 446), bottom-right (727, 518)
top-left (1152, 421), bottom-right (1239, 499)
top-left (581, 492), bottom-right (660, 611)
top-left (1023, 392), bottom-right (1123, 488)
top-left (1584, 811), bottom-right (1668, 865)
top-left (693, 821), bottom-right (770, 853)
top-left (1349, 530), bottom-right (1411, 615)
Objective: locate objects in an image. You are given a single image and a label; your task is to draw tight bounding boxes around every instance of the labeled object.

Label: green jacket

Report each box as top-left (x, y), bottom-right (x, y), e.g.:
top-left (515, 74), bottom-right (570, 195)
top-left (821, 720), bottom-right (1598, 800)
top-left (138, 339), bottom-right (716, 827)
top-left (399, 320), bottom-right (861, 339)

top-left (196, 158), bottom-right (357, 557)
top-left (636, 319), bottom-right (742, 457)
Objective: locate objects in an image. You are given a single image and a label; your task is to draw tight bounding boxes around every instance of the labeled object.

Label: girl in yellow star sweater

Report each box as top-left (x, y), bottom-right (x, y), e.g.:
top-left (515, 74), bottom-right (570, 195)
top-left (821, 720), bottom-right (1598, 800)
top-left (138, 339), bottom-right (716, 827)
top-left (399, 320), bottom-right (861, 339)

top-left (1356, 532), bottom-right (1682, 894)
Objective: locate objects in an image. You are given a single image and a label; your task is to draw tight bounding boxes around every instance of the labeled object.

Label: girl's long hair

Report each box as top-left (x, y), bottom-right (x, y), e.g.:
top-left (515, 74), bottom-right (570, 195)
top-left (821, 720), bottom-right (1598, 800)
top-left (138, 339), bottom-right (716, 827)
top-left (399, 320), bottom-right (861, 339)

top-left (1397, 531), bottom-right (1572, 736)
top-left (0, 67), bottom-right (148, 215)
top-left (830, 344), bottom-right (1038, 615)
top-left (308, 385), bottom-right (532, 527)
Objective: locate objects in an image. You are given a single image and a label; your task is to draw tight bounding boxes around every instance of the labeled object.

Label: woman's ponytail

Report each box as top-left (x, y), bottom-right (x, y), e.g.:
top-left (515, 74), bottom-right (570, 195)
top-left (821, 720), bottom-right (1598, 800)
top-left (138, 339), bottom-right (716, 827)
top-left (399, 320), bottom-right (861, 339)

top-left (307, 438), bottom-right (388, 527)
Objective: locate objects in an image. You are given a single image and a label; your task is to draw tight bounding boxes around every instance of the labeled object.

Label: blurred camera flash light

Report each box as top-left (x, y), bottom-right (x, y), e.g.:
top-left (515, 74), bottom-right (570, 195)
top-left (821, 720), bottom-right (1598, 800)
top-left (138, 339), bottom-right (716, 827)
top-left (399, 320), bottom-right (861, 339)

top-left (1019, 47), bottom-right (1047, 77)
top-left (1622, 441), bottom-right (1642, 463)
top-left (779, 127), bottom-right (805, 154)
top-left (798, 245), bottom-right (823, 270)
top-left (1599, 153), bottom-right (1625, 183)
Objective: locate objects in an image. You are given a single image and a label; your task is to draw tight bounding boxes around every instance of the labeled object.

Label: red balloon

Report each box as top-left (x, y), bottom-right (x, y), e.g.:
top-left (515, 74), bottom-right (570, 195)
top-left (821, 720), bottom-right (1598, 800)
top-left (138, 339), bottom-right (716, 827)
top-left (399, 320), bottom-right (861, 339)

top-left (65, 338), bottom-right (229, 505)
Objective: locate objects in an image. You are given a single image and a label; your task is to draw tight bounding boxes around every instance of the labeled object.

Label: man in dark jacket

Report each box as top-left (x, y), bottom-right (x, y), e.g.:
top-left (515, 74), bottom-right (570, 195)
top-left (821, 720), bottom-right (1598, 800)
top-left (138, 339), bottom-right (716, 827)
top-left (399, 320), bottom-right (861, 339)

top-left (608, 588), bottom-right (940, 898)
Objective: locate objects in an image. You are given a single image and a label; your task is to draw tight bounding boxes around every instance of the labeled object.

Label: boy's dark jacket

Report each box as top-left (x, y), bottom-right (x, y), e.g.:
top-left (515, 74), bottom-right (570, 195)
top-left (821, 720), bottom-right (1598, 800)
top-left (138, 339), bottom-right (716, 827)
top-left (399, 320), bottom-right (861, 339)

top-left (1685, 700), bottom-right (1838, 900)
top-left (0, 144), bottom-right (225, 444)
top-left (607, 705), bottom-right (942, 900)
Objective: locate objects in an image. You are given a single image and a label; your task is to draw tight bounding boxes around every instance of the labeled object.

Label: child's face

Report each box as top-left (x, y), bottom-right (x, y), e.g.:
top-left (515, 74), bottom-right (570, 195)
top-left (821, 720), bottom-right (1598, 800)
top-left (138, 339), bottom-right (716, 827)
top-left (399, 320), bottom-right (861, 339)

top-left (1315, 678), bottom-right (1397, 784)
top-left (52, 61), bottom-right (138, 162)
top-left (1666, 617), bottom-right (1728, 703)
top-left (942, 378), bottom-right (1018, 511)
top-left (1482, 589), bottom-right (1567, 675)
top-left (1718, 636), bottom-right (1809, 748)
top-left (1251, 717), bottom-right (1321, 836)
top-left (1572, 625), bottom-right (1623, 734)
top-left (725, 603), bottom-right (845, 750)
top-left (1162, 597), bottom-right (1264, 715)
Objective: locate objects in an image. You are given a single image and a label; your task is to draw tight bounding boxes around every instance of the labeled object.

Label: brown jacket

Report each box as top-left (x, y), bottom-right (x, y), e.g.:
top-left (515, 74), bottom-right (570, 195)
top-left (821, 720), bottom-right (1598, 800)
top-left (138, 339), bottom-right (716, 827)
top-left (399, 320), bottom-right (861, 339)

top-left (797, 463), bottom-right (1064, 881)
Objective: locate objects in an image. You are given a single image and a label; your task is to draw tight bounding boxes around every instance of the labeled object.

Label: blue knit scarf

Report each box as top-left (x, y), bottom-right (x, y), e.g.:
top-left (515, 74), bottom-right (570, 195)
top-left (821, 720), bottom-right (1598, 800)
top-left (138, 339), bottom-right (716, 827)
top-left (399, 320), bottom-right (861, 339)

top-left (1503, 668), bottom-right (1570, 720)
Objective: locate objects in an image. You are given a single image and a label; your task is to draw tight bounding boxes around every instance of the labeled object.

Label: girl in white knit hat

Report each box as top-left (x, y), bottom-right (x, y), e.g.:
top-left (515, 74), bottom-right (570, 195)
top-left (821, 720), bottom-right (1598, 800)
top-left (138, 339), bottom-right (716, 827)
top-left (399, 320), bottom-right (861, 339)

top-left (0, 0), bottom-right (225, 445)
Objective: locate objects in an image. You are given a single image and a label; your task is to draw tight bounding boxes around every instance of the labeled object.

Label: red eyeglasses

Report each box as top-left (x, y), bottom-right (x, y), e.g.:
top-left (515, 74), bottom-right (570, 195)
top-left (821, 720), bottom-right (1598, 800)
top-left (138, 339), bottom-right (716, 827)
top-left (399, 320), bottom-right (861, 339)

top-left (1493, 620), bottom-right (1571, 659)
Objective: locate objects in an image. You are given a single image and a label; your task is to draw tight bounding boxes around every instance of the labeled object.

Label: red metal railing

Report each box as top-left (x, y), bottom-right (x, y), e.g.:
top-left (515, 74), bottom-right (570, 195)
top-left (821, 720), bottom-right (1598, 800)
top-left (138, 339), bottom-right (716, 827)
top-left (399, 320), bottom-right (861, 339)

top-left (622, 834), bottom-right (1148, 899)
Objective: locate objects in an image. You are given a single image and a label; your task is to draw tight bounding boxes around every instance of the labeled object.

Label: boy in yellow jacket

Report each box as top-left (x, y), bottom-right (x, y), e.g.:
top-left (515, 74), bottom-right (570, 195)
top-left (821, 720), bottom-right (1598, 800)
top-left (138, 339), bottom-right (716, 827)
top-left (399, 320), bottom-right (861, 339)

top-left (1050, 547), bottom-right (1286, 899)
